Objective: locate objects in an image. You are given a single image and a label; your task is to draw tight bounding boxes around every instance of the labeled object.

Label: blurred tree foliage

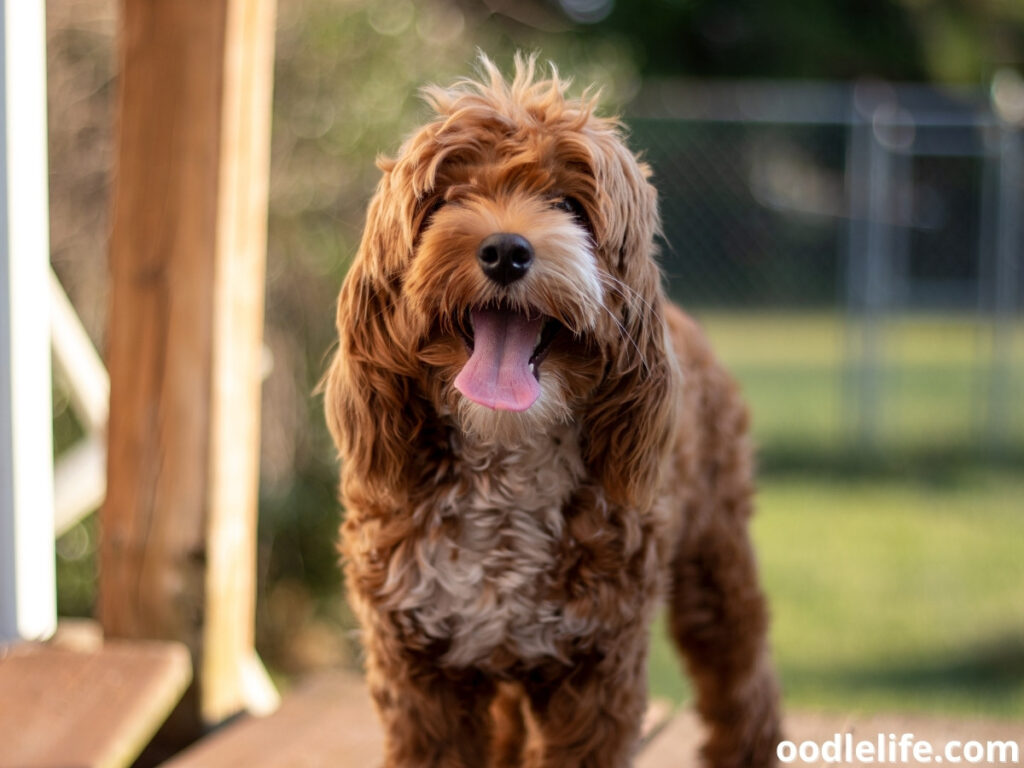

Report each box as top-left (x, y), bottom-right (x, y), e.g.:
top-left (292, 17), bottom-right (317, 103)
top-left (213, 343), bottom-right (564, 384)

top-left (569, 0), bottom-right (1024, 84)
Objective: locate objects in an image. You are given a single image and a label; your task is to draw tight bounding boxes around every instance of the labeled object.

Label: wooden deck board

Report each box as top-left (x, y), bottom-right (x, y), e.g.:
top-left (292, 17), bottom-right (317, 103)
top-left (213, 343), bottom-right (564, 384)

top-left (164, 670), bottom-right (382, 767)
top-left (0, 638), bottom-right (191, 768)
top-left (639, 707), bottom-right (1024, 767)
top-left (636, 708), bottom-right (706, 767)
top-left (779, 710), bottom-right (1023, 768)
top-left (164, 669), bottom-right (1024, 767)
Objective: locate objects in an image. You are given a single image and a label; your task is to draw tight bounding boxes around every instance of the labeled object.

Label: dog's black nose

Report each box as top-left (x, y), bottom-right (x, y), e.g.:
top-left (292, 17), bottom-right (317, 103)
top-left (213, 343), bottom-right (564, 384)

top-left (477, 233), bottom-right (533, 286)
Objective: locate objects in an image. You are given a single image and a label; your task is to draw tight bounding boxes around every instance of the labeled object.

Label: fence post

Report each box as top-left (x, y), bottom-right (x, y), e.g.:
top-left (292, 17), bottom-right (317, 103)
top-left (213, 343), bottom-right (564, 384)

top-left (0, 0), bottom-right (55, 644)
top-left (100, 0), bottom-right (277, 734)
top-left (846, 84), bottom-right (898, 449)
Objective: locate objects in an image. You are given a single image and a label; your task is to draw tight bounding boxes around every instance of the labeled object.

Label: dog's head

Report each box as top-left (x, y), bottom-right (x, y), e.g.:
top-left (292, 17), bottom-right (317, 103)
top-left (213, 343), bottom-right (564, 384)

top-left (326, 54), bottom-right (676, 508)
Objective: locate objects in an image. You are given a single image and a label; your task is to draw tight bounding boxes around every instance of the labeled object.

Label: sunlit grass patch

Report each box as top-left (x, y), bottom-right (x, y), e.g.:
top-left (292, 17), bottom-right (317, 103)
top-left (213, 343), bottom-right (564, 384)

top-left (648, 469), bottom-right (1024, 717)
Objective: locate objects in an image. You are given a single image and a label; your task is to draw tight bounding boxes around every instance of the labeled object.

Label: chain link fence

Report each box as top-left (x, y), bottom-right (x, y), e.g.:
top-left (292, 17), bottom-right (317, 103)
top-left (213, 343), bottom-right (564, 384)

top-left (627, 78), bottom-right (1024, 457)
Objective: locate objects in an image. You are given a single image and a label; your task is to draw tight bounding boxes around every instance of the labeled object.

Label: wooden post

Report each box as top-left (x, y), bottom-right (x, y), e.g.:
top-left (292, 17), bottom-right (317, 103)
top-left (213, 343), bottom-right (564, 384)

top-left (0, 0), bottom-right (56, 644)
top-left (100, 0), bottom-right (277, 729)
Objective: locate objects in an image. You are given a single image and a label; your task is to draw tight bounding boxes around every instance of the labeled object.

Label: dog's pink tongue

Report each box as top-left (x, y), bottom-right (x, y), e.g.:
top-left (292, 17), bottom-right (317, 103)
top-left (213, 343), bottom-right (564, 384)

top-left (454, 308), bottom-right (542, 411)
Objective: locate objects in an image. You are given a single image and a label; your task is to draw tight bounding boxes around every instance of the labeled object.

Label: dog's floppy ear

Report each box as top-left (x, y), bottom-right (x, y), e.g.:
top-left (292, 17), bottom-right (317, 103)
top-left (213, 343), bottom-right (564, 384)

top-left (324, 190), bottom-right (426, 507)
top-left (582, 135), bottom-right (677, 510)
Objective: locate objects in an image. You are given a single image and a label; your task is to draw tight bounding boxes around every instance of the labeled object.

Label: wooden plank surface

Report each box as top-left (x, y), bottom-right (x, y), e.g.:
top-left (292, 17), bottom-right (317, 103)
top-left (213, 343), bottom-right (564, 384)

top-left (167, 674), bottom-right (670, 767)
top-left (639, 708), bottom-right (1024, 767)
top-left (0, 639), bottom-right (191, 768)
top-left (166, 669), bottom-right (1024, 767)
top-left (776, 710), bottom-right (1024, 768)
top-left (101, 0), bottom-right (277, 730)
top-left (163, 671), bottom-right (383, 768)
top-left (635, 708), bottom-right (705, 767)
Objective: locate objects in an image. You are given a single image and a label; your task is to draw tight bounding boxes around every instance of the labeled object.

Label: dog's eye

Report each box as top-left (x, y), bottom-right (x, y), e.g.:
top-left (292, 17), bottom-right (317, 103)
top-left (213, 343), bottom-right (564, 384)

top-left (553, 196), bottom-right (577, 214)
top-left (553, 196), bottom-right (589, 228)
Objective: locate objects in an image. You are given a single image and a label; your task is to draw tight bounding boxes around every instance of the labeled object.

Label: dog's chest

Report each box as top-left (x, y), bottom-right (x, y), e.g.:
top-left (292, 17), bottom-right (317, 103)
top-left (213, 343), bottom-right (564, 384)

top-left (390, 425), bottom-right (585, 668)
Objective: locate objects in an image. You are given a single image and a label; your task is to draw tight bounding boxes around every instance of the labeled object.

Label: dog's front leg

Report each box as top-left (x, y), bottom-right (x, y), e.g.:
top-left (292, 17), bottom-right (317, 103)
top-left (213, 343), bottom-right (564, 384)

top-left (364, 637), bottom-right (495, 768)
top-left (521, 641), bottom-right (648, 768)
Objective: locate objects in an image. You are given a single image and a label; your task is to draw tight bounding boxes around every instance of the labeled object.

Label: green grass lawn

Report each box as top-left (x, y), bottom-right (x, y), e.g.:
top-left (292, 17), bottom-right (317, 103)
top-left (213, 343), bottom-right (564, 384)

top-left (693, 311), bottom-right (1024, 452)
top-left (647, 311), bottom-right (1024, 718)
top-left (649, 469), bottom-right (1024, 718)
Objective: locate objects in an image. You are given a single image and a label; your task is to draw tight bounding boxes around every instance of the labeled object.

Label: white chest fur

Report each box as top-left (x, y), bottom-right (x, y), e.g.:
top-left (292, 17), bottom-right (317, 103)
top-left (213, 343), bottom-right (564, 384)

top-left (384, 423), bottom-right (587, 668)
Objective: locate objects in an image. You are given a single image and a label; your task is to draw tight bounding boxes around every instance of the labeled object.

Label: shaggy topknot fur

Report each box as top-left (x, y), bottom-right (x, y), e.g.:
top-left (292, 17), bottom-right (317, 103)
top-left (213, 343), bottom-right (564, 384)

top-left (324, 54), bottom-right (782, 767)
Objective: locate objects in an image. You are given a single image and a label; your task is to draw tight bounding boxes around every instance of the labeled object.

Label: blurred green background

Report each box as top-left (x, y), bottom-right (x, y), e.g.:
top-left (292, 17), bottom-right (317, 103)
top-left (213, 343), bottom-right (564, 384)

top-left (48, 0), bottom-right (1023, 719)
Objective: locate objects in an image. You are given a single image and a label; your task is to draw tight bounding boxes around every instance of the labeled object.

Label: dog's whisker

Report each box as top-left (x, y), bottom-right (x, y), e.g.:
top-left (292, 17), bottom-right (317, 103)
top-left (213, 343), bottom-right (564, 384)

top-left (598, 271), bottom-right (658, 317)
top-left (594, 272), bottom-right (655, 371)
top-left (596, 299), bottom-right (652, 377)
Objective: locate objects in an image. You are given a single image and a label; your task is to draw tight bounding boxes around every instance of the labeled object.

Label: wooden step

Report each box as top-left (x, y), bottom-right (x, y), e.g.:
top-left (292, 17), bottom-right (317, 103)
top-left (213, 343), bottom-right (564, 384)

top-left (0, 632), bottom-right (191, 768)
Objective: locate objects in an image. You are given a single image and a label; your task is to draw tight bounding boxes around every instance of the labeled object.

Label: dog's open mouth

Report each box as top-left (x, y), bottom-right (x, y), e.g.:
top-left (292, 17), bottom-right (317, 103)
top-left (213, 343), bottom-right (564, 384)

top-left (453, 305), bottom-right (562, 412)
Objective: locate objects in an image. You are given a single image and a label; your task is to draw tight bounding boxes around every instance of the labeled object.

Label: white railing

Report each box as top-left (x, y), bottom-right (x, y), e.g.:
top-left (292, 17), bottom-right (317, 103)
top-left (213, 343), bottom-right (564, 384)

top-left (50, 269), bottom-right (109, 536)
top-left (0, 0), bottom-right (56, 644)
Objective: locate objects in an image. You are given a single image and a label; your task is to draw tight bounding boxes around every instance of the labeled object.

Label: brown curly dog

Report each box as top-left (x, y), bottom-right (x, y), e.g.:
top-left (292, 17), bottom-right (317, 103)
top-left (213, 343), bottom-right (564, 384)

top-left (324, 54), bottom-right (781, 768)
